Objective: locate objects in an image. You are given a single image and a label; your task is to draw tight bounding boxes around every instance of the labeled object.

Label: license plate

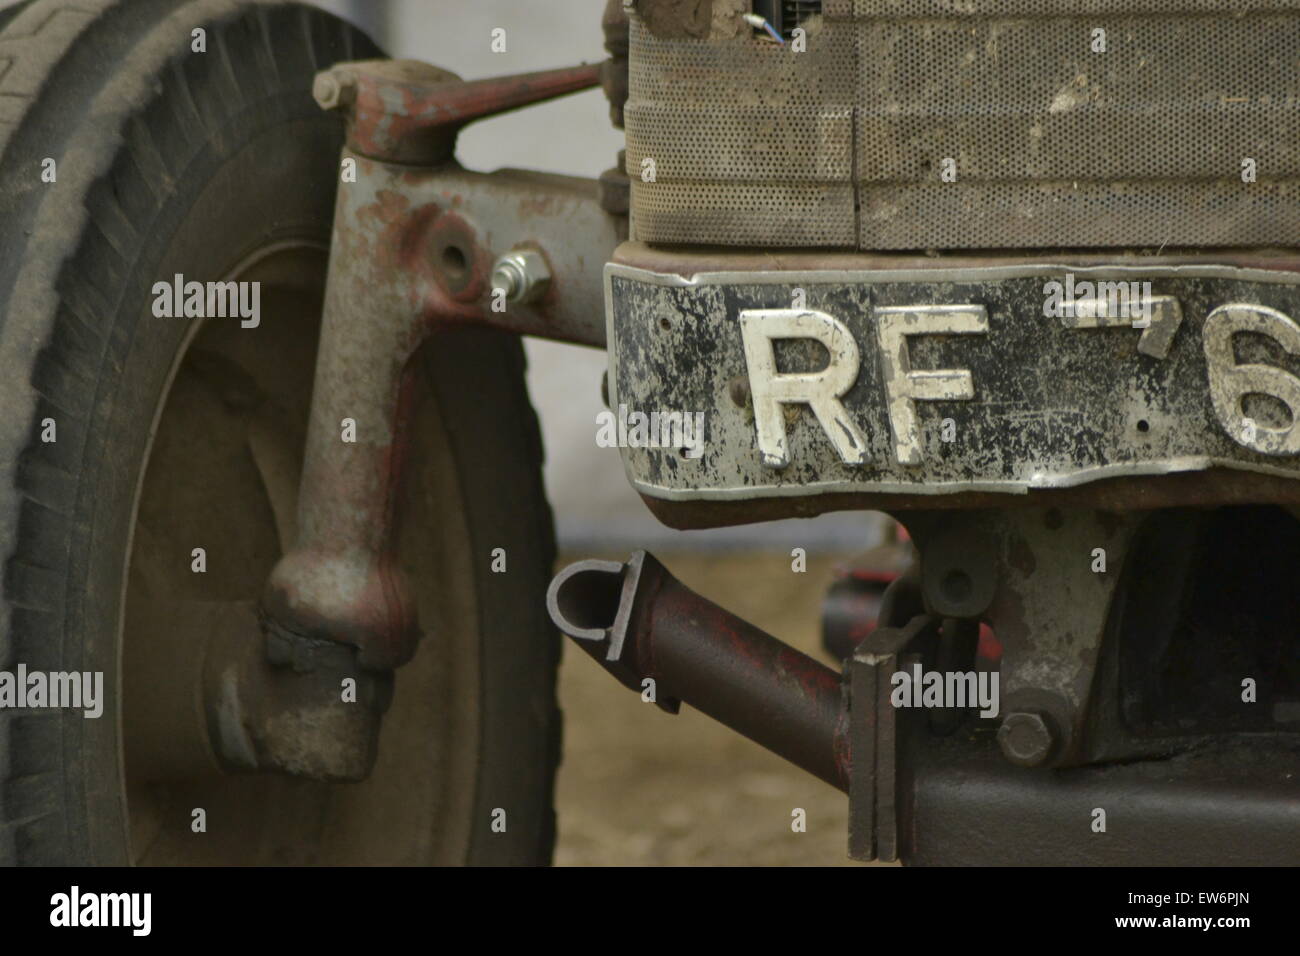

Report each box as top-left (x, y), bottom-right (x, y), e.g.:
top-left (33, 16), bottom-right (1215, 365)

top-left (603, 262), bottom-right (1300, 500)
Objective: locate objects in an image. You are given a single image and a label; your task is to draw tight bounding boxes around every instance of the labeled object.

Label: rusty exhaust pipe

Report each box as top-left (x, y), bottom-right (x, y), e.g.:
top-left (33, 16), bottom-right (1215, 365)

top-left (547, 552), bottom-right (851, 791)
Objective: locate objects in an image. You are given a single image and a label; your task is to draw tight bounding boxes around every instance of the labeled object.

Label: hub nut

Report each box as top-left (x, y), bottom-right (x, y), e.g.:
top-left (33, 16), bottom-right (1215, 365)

top-left (997, 710), bottom-right (1058, 767)
top-left (491, 248), bottom-right (551, 305)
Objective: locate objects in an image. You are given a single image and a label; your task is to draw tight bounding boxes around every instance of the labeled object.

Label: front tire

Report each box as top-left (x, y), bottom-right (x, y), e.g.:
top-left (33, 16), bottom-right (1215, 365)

top-left (0, 0), bottom-right (560, 865)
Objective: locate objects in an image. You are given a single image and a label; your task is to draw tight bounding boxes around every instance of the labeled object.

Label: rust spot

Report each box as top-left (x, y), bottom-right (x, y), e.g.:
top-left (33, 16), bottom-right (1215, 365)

top-left (426, 211), bottom-right (486, 302)
top-left (346, 63), bottom-right (600, 164)
top-left (394, 203), bottom-right (440, 270)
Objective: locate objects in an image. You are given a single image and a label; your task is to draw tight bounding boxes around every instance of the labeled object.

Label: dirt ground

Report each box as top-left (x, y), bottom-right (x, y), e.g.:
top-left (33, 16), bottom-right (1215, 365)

top-left (553, 550), bottom-right (869, 866)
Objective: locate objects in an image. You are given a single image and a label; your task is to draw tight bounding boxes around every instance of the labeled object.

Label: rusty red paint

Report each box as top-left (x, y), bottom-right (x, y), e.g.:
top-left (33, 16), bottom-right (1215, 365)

top-left (977, 623), bottom-right (1002, 662)
top-left (549, 552), bottom-right (855, 791)
top-left (347, 64), bottom-right (602, 164)
top-left (633, 556), bottom-right (851, 790)
top-left (253, 59), bottom-right (617, 781)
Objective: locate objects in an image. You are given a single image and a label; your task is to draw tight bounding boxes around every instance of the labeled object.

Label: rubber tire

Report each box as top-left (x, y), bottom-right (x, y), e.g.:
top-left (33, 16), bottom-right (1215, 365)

top-left (0, 0), bottom-right (560, 865)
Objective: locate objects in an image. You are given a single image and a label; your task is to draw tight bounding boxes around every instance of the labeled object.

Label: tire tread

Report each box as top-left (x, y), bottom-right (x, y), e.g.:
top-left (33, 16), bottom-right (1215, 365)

top-left (0, 0), bottom-right (561, 867)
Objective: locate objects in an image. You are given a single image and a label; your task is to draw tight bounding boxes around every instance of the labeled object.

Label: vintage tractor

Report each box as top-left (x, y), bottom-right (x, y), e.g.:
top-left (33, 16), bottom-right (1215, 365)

top-left (0, 0), bottom-right (1295, 865)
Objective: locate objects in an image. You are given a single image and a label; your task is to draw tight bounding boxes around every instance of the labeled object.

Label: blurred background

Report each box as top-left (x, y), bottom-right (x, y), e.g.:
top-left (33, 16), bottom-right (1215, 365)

top-left (323, 0), bottom-right (888, 866)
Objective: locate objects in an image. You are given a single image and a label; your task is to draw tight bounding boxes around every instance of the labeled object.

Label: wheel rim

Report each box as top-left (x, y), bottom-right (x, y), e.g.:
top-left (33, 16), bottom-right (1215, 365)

top-left (120, 245), bottom-right (482, 864)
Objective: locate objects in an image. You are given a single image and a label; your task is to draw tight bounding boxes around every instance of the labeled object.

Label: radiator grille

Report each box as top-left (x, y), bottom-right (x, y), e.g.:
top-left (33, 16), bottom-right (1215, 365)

top-left (626, 1), bottom-right (1300, 250)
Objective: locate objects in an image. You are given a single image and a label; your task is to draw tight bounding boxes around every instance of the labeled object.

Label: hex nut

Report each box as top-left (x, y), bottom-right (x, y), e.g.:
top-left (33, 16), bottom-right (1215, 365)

top-left (997, 710), bottom-right (1058, 767)
top-left (491, 248), bottom-right (551, 305)
top-left (312, 69), bottom-right (357, 111)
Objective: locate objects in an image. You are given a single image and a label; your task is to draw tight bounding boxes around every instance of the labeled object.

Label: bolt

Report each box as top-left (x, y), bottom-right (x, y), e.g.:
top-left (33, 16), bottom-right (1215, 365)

top-left (312, 69), bottom-right (357, 111)
top-left (492, 259), bottom-right (523, 299)
top-left (491, 248), bottom-right (551, 305)
top-left (997, 710), bottom-right (1057, 767)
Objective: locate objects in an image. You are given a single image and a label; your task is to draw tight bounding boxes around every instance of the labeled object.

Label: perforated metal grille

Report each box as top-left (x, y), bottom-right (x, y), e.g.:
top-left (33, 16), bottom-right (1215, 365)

top-left (626, 2), bottom-right (1300, 250)
top-left (627, 17), bottom-right (858, 245)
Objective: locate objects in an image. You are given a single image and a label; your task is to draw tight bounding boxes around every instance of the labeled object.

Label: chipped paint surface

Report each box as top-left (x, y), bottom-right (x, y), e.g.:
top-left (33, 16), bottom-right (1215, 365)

top-left (605, 262), bottom-right (1300, 501)
top-left (262, 153), bottom-right (618, 670)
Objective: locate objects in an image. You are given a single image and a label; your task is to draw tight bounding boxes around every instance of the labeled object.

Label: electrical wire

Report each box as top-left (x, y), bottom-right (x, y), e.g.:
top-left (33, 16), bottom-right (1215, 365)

top-left (741, 12), bottom-right (785, 44)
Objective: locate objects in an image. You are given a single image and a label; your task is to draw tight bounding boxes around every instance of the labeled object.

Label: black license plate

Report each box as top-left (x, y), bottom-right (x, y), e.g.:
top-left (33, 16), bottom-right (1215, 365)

top-left (604, 263), bottom-right (1300, 500)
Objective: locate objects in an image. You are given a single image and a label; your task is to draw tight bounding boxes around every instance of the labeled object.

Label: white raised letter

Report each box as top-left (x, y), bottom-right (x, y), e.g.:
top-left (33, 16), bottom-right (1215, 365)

top-left (739, 308), bottom-right (868, 467)
top-left (875, 305), bottom-right (988, 465)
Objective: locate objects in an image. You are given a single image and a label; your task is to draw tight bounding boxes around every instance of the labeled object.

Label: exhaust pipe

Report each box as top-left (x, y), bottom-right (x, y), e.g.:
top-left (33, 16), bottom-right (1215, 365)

top-left (547, 552), bottom-right (851, 791)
